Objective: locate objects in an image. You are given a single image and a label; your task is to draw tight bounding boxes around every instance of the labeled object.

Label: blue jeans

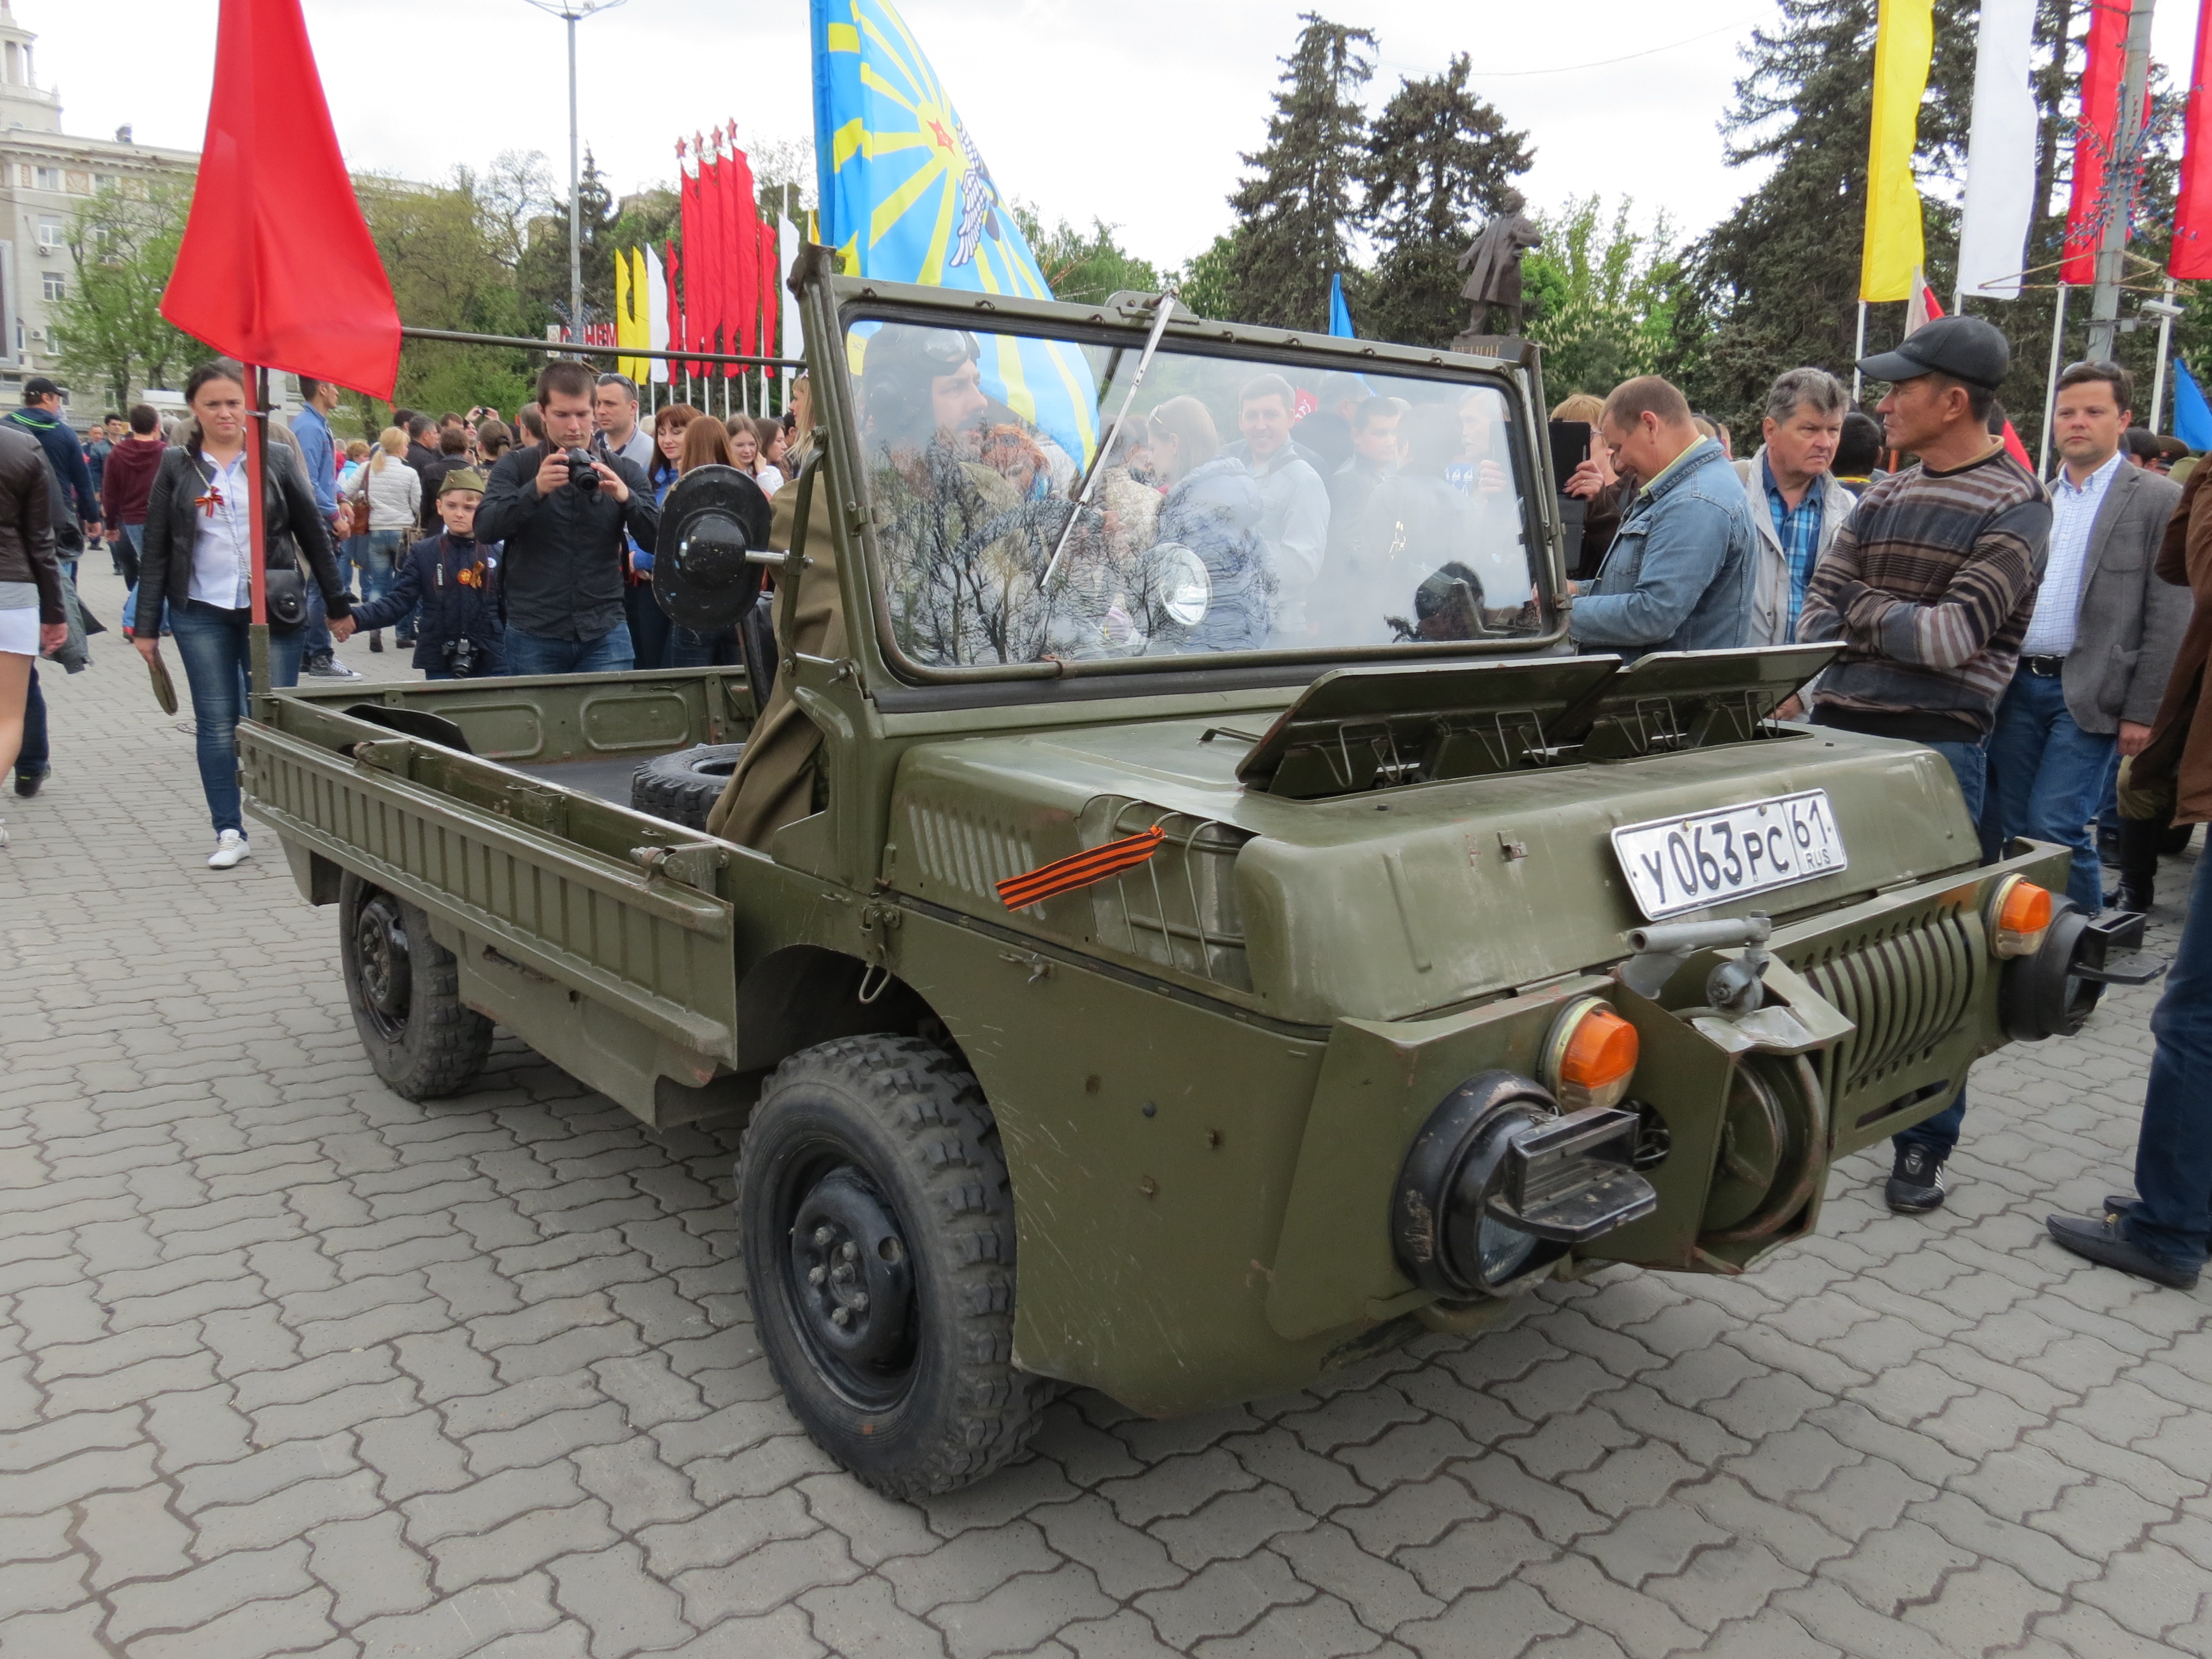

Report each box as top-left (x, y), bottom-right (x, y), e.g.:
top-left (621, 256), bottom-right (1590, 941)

top-left (1981, 670), bottom-right (2113, 913)
top-left (1896, 736), bottom-right (1990, 1160)
top-left (503, 626), bottom-right (634, 677)
top-left (113, 523), bottom-right (143, 589)
top-left (2124, 850), bottom-right (2212, 1269)
top-left (670, 624), bottom-right (742, 669)
top-left (360, 530), bottom-right (401, 615)
top-left (169, 601), bottom-right (304, 835)
top-left (17, 664), bottom-right (45, 778)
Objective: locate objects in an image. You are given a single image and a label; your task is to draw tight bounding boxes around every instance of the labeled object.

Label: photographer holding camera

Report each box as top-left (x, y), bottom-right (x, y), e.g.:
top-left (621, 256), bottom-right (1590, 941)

top-left (474, 359), bottom-right (659, 675)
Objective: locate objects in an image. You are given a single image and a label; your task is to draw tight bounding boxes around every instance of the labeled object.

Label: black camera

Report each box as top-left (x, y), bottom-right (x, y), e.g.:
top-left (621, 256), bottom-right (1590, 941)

top-left (565, 448), bottom-right (600, 493)
top-left (445, 636), bottom-right (479, 677)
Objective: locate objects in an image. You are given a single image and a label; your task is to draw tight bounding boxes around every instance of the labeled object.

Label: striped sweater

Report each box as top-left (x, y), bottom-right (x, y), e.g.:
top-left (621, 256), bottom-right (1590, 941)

top-left (1798, 446), bottom-right (2051, 735)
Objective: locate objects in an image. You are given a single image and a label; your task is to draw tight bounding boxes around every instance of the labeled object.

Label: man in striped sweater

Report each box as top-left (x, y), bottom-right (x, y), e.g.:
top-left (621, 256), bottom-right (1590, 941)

top-left (1799, 315), bottom-right (2052, 1216)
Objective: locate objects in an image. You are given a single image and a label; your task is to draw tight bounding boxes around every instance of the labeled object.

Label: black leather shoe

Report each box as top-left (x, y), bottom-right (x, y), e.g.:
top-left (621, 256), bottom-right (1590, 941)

top-left (2046, 1213), bottom-right (2199, 1289)
top-left (12, 768), bottom-right (45, 799)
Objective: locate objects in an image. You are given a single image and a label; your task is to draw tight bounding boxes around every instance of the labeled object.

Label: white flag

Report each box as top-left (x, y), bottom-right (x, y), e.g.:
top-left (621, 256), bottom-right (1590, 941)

top-left (1957, 0), bottom-right (2037, 300)
top-left (780, 217), bottom-right (804, 362)
top-left (645, 244), bottom-right (671, 385)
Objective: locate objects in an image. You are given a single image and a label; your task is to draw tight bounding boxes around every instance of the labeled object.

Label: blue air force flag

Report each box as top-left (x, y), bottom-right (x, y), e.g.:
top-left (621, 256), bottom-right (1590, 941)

top-left (811, 0), bottom-right (1099, 463)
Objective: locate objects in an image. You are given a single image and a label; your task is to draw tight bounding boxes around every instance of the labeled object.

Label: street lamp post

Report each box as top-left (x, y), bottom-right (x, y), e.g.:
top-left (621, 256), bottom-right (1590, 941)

top-left (522, 0), bottom-right (629, 345)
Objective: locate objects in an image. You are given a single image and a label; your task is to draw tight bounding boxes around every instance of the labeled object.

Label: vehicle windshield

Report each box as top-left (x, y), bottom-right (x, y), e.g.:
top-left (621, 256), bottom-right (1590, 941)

top-left (847, 316), bottom-right (1548, 672)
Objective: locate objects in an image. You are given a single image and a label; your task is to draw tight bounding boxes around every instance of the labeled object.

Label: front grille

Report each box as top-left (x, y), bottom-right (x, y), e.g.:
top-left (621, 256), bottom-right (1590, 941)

top-left (1787, 906), bottom-right (1983, 1095)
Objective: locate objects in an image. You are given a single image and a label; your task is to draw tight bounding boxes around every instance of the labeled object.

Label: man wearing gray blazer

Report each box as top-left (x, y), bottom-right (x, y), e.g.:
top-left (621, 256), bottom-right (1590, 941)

top-left (1982, 359), bottom-right (2191, 912)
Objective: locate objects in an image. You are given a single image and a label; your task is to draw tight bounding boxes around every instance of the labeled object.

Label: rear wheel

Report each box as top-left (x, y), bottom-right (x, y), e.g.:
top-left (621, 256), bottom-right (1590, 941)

top-left (737, 1034), bottom-right (1045, 1498)
top-left (338, 874), bottom-right (492, 1099)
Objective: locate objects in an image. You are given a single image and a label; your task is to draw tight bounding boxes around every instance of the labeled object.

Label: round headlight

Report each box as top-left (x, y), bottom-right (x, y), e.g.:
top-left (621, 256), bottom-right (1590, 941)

top-left (1391, 1072), bottom-right (1567, 1300)
top-left (1154, 542), bottom-right (1211, 627)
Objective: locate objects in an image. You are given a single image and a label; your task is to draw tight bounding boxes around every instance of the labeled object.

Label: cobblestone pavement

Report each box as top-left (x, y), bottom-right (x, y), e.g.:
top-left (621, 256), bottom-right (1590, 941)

top-left (2, 560), bottom-right (2208, 1659)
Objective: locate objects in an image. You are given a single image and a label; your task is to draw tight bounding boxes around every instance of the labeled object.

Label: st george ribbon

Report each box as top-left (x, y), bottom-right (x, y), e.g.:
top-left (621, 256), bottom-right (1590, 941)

top-left (811, 0), bottom-right (1099, 465)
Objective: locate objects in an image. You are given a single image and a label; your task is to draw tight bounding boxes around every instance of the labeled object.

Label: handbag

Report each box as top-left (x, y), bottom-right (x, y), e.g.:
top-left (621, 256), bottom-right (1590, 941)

top-left (190, 447), bottom-right (312, 629)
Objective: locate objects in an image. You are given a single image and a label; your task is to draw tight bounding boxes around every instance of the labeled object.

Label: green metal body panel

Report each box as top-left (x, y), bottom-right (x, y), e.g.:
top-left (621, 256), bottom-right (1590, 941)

top-left (237, 260), bottom-right (2080, 1422)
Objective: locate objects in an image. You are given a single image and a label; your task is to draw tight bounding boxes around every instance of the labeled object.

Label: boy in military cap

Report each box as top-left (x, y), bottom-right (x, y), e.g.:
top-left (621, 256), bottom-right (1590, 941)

top-left (333, 468), bottom-right (506, 678)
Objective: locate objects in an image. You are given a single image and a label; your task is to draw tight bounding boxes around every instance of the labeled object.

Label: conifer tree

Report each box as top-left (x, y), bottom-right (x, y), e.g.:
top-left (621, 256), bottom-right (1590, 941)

top-left (1356, 54), bottom-right (1533, 349)
top-left (1223, 14), bottom-right (1375, 330)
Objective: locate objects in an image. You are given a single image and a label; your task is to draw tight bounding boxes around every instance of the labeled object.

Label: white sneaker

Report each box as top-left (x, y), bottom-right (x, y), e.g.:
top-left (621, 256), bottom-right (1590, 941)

top-left (208, 830), bottom-right (251, 869)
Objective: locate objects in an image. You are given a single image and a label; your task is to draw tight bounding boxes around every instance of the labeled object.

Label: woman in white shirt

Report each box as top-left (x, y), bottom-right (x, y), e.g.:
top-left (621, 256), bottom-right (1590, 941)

top-left (360, 426), bottom-right (421, 652)
top-left (132, 361), bottom-right (351, 868)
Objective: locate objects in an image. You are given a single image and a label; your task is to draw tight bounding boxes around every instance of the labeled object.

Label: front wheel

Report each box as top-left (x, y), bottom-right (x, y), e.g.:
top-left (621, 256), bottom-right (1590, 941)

top-left (738, 1034), bottom-right (1045, 1499)
top-left (338, 874), bottom-right (493, 1099)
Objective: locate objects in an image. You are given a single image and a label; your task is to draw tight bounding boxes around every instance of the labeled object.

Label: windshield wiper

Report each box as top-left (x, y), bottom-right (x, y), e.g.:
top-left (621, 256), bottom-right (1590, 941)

top-left (1038, 290), bottom-right (1180, 593)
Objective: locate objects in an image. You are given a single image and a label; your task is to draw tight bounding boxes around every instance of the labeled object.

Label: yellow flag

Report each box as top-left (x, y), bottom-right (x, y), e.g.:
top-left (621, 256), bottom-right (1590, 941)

top-left (1861, 0), bottom-right (1932, 302)
top-left (615, 249), bottom-right (650, 383)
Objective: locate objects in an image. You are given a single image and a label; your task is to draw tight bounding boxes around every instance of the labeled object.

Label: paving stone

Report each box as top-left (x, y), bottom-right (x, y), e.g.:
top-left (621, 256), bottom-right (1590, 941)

top-left (352, 1573), bottom-right (566, 1659)
top-left (1133, 1548), bottom-right (1311, 1650)
top-left (546, 1542), bottom-right (693, 1658)
top-left (78, 1485), bottom-right (193, 1589)
top-left (1274, 1520), bottom-right (1446, 1630)
top-left (930, 1562), bottom-right (1118, 1659)
top-left (672, 1532), bottom-right (864, 1624)
top-left (427, 1498), bottom-right (620, 1594)
top-left (1394, 1581), bottom-right (1575, 1658)
top-left (635, 1489), bottom-right (817, 1578)
top-left (797, 1577), bottom-right (948, 1659)
top-left (107, 1539), bottom-right (314, 1642)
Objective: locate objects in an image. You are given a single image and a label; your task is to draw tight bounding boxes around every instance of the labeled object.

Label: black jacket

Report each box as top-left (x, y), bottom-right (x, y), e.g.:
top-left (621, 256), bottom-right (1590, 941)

top-left (473, 442), bottom-right (658, 642)
top-left (0, 425), bottom-right (60, 622)
top-left (351, 531), bottom-right (505, 672)
top-left (416, 452), bottom-right (468, 530)
top-left (134, 442), bottom-right (351, 634)
top-left (3, 406), bottom-right (97, 525)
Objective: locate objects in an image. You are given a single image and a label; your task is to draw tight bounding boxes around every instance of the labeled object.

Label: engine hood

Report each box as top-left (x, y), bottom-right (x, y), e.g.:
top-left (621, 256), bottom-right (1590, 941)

top-left (884, 714), bottom-right (1979, 1026)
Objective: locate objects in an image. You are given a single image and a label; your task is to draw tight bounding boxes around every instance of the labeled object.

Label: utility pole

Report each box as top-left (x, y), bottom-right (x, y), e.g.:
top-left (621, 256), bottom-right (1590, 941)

top-left (2085, 0), bottom-right (2157, 363)
top-left (523, 0), bottom-right (629, 345)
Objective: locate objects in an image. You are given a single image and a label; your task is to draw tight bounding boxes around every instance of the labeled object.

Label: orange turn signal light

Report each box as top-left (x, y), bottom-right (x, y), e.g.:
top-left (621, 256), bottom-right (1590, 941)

top-left (1544, 997), bottom-right (1641, 1111)
top-left (1987, 876), bottom-right (2053, 959)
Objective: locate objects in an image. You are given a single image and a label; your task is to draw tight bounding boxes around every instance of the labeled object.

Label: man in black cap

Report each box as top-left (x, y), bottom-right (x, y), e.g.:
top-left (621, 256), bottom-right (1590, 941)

top-left (1799, 314), bottom-right (2053, 1217)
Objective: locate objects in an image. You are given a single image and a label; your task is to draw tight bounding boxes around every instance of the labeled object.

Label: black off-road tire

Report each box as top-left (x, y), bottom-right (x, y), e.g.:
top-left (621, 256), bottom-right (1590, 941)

top-left (338, 873), bottom-right (493, 1099)
top-left (630, 743), bottom-right (746, 832)
top-left (737, 1034), bottom-right (1046, 1499)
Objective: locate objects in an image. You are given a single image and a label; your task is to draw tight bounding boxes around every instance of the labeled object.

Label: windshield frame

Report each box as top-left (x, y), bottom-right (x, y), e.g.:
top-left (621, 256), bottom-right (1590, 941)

top-left (817, 277), bottom-right (1571, 693)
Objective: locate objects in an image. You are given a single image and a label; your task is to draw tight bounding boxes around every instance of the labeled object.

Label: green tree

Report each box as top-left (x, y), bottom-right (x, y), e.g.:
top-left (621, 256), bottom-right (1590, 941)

top-left (1355, 54), bottom-right (1533, 349)
top-left (1223, 14), bottom-right (1375, 330)
top-left (1523, 197), bottom-right (1685, 398)
top-left (1178, 228), bottom-right (1247, 324)
top-left (1668, 0), bottom-right (1980, 432)
top-left (357, 169), bottom-right (538, 431)
top-left (518, 148), bottom-right (618, 336)
top-left (1013, 207), bottom-right (1162, 305)
top-left (53, 177), bottom-right (203, 409)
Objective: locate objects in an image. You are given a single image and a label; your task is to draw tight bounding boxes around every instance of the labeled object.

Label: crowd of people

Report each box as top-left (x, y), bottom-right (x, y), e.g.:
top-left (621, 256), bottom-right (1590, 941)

top-left (0, 312), bottom-right (2206, 1291)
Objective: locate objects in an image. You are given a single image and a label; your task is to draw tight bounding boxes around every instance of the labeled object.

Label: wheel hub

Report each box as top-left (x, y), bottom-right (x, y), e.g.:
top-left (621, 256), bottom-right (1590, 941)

top-left (789, 1168), bottom-right (912, 1365)
top-left (354, 895), bottom-right (412, 1038)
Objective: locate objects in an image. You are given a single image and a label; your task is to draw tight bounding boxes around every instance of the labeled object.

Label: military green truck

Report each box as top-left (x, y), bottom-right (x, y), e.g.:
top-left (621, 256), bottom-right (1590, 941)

top-left (238, 257), bottom-right (2144, 1499)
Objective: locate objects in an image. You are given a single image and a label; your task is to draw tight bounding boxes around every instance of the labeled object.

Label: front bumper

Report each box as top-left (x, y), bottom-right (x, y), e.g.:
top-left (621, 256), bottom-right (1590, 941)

top-left (1263, 842), bottom-right (2072, 1341)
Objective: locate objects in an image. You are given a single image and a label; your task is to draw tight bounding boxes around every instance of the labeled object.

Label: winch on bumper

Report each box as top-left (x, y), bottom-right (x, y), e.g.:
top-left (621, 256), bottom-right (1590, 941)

top-left (1264, 840), bottom-right (2145, 1342)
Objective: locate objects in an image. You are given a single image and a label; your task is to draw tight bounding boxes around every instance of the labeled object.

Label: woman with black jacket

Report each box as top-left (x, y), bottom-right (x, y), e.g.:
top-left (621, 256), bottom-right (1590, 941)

top-left (134, 361), bottom-right (351, 869)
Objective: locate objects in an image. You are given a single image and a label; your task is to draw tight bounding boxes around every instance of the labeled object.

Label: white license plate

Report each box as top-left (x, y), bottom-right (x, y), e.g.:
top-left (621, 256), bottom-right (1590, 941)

top-left (1611, 791), bottom-right (1847, 921)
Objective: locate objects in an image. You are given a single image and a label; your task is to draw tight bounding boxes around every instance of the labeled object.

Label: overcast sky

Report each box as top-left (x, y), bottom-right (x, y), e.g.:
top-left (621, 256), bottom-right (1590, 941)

top-left (22, 1), bottom-right (2212, 274)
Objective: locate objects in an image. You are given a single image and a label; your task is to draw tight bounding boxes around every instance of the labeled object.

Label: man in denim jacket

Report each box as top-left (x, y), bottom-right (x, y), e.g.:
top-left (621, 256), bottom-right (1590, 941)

top-left (1570, 377), bottom-right (1760, 659)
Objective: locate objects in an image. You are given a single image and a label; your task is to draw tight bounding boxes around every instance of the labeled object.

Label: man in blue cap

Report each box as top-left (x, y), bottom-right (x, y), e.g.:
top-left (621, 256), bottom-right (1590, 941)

top-left (1799, 314), bottom-right (2053, 1216)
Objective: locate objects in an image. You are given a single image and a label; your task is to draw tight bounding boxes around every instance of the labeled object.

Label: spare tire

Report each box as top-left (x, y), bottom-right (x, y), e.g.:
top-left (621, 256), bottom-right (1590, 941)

top-left (632, 743), bottom-right (745, 831)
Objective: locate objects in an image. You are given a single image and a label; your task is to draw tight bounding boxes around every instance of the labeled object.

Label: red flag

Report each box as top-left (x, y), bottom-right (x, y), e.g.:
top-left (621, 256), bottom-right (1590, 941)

top-left (161, 0), bottom-right (399, 399)
top-left (664, 237), bottom-right (686, 376)
top-left (698, 148), bottom-right (727, 368)
top-left (2064, 0), bottom-right (2131, 284)
top-left (758, 212), bottom-right (780, 381)
top-left (679, 155), bottom-right (706, 376)
top-left (2174, 0), bottom-right (2212, 276)
top-left (726, 145), bottom-right (760, 373)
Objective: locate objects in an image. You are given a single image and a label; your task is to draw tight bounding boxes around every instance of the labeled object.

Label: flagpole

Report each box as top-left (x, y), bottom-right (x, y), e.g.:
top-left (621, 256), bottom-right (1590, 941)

top-left (2150, 276), bottom-right (2178, 433)
top-left (2039, 283), bottom-right (2069, 477)
top-left (245, 365), bottom-right (272, 700)
top-left (1852, 301), bottom-right (1868, 402)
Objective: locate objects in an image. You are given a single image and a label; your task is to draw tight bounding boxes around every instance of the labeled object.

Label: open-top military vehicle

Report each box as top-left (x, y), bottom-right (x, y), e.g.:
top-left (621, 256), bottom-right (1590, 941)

top-left (239, 253), bottom-right (2136, 1498)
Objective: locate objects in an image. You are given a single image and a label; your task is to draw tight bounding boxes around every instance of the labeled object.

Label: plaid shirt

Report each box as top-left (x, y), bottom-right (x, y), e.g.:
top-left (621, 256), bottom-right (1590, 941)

top-left (1762, 453), bottom-right (1825, 636)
